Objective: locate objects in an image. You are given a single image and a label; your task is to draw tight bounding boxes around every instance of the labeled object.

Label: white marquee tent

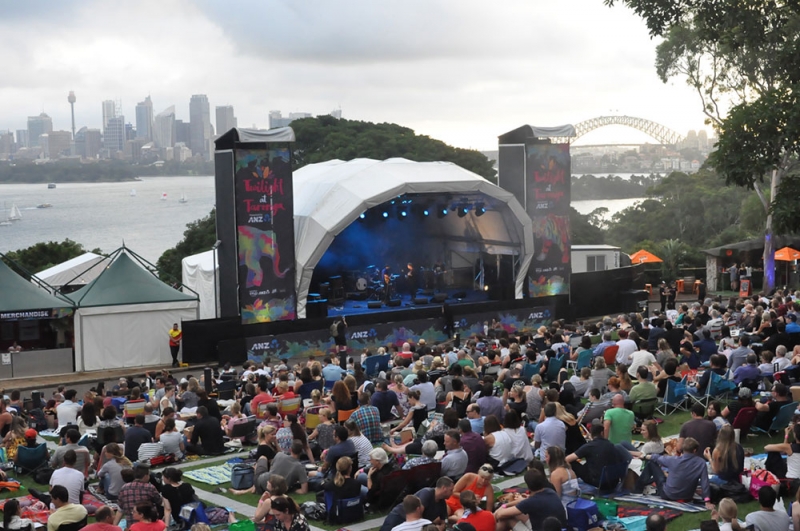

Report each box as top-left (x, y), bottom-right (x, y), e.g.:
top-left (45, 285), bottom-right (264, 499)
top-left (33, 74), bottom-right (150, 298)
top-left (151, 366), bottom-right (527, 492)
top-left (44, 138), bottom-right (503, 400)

top-left (182, 250), bottom-right (219, 320)
top-left (32, 252), bottom-right (105, 288)
top-left (188, 158), bottom-right (534, 318)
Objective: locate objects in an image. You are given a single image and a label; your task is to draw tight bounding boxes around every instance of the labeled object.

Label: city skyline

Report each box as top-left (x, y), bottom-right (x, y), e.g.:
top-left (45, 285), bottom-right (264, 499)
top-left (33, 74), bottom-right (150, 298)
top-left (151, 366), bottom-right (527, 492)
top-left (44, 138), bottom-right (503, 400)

top-left (0, 1), bottom-right (718, 151)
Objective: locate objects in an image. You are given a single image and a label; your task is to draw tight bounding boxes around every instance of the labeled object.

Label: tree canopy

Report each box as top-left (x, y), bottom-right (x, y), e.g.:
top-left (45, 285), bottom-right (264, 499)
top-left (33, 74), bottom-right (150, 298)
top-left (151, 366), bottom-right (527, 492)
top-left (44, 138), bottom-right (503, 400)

top-left (1, 239), bottom-right (101, 277)
top-left (605, 0), bottom-right (800, 289)
top-left (156, 209), bottom-right (217, 282)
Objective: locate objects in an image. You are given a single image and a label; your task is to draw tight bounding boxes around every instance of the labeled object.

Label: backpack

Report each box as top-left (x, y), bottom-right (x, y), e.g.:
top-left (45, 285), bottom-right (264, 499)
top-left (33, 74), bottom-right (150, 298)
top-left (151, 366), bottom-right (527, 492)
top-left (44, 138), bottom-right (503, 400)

top-left (33, 467), bottom-right (54, 485)
top-left (230, 463), bottom-right (254, 490)
top-left (300, 501), bottom-right (327, 521)
top-left (330, 321), bottom-right (339, 337)
top-left (27, 409), bottom-right (47, 432)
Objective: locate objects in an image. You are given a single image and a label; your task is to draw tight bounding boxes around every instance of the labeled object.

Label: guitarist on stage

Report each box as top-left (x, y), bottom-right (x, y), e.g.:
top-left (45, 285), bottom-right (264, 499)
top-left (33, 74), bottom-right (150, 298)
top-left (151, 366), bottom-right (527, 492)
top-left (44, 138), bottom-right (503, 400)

top-left (381, 265), bottom-right (392, 303)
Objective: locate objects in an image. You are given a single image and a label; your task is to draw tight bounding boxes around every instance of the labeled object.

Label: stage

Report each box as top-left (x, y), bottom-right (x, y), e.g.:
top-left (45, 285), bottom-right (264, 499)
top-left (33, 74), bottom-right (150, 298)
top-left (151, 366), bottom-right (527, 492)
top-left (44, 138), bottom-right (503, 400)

top-left (322, 287), bottom-right (491, 317)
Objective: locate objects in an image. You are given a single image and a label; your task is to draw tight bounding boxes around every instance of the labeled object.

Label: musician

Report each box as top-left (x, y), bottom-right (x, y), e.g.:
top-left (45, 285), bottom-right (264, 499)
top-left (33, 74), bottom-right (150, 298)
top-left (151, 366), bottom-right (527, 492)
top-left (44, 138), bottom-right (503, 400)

top-left (405, 262), bottom-right (418, 299)
top-left (433, 261), bottom-right (445, 292)
top-left (381, 265), bottom-right (392, 303)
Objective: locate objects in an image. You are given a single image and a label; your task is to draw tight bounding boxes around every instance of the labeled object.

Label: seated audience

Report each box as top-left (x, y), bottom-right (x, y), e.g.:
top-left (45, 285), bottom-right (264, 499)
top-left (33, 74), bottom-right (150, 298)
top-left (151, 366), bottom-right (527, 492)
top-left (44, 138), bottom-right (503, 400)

top-left (47, 485), bottom-right (88, 531)
top-left (493, 469), bottom-right (566, 531)
top-left (636, 437), bottom-right (715, 511)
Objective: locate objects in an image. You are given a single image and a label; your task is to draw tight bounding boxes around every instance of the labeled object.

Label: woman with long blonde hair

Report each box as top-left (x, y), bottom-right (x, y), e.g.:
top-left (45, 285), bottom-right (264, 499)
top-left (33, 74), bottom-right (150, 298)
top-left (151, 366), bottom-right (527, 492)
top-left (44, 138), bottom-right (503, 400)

top-left (705, 425), bottom-right (743, 485)
top-left (714, 497), bottom-right (742, 531)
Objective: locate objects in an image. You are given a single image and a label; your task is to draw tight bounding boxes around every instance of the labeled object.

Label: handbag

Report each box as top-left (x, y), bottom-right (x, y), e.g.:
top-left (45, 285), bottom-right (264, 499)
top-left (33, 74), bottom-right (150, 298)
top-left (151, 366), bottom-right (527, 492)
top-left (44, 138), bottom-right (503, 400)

top-left (749, 469), bottom-right (779, 499)
top-left (230, 463), bottom-right (255, 490)
top-left (566, 498), bottom-right (601, 531)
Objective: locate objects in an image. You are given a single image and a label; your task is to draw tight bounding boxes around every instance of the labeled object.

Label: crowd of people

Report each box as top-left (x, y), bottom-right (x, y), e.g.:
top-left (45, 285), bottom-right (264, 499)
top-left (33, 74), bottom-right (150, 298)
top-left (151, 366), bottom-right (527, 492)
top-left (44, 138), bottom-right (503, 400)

top-left (5, 287), bottom-right (800, 530)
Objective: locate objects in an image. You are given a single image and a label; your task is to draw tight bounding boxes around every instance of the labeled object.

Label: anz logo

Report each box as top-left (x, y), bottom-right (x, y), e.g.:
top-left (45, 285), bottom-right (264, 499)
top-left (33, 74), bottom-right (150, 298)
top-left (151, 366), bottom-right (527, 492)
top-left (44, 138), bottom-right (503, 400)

top-left (528, 309), bottom-right (552, 320)
top-left (350, 329), bottom-right (377, 340)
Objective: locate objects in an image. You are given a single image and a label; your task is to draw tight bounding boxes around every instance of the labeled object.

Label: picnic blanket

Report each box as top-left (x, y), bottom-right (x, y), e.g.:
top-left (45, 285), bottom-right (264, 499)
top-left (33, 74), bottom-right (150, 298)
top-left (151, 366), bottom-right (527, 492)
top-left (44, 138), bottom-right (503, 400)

top-left (86, 485), bottom-right (121, 511)
top-left (184, 463), bottom-right (235, 485)
top-left (613, 494), bottom-right (706, 513)
top-left (617, 505), bottom-right (682, 522)
top-left (0, 495), bottom-right (50, 524)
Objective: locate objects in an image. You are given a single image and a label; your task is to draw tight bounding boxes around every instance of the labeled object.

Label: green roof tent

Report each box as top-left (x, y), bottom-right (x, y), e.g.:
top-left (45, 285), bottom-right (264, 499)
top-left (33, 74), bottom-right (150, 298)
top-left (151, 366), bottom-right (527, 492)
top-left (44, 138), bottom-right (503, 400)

top-left (0, 257), bottom-right (73, 318)
top-left (66, 249), bottom-right (199, 372)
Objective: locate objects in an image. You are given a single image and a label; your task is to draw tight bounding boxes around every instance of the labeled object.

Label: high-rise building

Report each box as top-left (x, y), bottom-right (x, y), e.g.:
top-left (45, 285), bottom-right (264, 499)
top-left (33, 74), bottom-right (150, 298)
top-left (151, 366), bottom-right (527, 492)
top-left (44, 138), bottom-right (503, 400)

top-left (105, 116), bottom-right (126, 154)
top-left (175, 119), bottom-right (191, 145)
top-left (135, 96), bottom-right (154, 141)
top-left (154, 106), bottom-right (176, 149)
top-left (189, 94), bottom-right (211, 159)
top-left (101, 100), bottom-right (116, 131)
top-left (697, 129), bottom-right (708, 150)
top-left (68, 91), bottom-right (77, 139)
top-left (27, 113), bottom-right (53, 147)
top-left (75, 127), bottom-right (102, 159)
top-left (215, 105), bottom-right (237, 136)
top-left (0, 131), bottom-right (13, 156)
top-left (15, 130), bottom-right (28, 149)
top-left (47, 131), bottom-right (72, 158)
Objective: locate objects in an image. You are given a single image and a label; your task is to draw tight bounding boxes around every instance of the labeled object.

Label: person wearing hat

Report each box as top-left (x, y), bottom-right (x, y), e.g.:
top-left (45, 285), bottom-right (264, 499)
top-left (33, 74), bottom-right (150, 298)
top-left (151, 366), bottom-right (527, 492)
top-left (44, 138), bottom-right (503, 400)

top-left (786, 313), bottom-right (800, 334)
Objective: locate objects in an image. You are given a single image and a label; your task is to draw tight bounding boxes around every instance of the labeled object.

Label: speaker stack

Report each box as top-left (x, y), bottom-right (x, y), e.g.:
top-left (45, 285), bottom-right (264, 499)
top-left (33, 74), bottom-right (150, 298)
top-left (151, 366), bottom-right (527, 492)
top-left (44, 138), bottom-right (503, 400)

top-left (367, 301), bottom-right (383, 309)
top-left (413, 297), bottom-right (429, 305)
top-left (431, 293), bottom-right (448, 303)
top-left (387, 299), bottom-right (402, 307)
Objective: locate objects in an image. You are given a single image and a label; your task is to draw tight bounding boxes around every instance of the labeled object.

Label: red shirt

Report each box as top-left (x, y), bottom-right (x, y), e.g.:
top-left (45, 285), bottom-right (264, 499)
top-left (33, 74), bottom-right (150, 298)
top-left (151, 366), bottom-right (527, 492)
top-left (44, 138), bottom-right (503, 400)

top-left (250, 392), bottom-right (275, 418)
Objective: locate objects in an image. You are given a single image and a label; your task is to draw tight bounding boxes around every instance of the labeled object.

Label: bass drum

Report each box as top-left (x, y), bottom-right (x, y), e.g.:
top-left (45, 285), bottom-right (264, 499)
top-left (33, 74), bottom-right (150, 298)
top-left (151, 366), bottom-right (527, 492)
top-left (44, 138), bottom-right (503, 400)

top-left (356, 277), bottom-right (369, 291)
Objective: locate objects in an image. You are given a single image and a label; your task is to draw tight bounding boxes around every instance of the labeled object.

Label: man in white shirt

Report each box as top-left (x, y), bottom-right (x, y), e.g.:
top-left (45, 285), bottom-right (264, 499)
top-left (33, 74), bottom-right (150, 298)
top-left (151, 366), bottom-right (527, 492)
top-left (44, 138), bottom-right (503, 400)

top-left (55, 389), bottom-right (81, 426)
top-left (390, 495), bottom-right (432, 531)
top-left (627, 342), bottom-right (657, 377)
top-left (50, 450), bottom-right (85, 505)
top-left (745, 484), bottom-right (790, 531)
top-left (615, 330), bottom-right (638, 365)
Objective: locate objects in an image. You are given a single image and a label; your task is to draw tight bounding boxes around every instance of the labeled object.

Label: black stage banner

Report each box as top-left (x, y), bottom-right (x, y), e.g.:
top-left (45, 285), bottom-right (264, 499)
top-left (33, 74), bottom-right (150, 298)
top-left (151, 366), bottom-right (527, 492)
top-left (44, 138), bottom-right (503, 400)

top-left (526, 143), bottom-right (571, 297)
top-left (244, 304), bottom-right (554, 363)
top-left (234, 148), bottom-right (296, 323)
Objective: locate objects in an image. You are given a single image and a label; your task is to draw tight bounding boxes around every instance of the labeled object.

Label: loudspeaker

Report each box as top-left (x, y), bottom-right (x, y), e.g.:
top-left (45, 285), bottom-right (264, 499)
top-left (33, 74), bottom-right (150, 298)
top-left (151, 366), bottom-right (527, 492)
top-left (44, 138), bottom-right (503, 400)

top-left (307, 299), bottom-right (328, 319)
top-left (431, 293), bottom-right (448, 303)
top-left (413, 297), bottom-right (429, 305)
top-left (32, 391), bottom-right (42, 410)
top-left (367, 301), bottom-right (383, 309)
top-left (204, 367), bottom-right (213, 394)
top-left (387, 298), bottom-right (402, 307)
top-left (452, 291), bottom-right (467, 299)
top-left (346, 291), bottom-right (369, 301)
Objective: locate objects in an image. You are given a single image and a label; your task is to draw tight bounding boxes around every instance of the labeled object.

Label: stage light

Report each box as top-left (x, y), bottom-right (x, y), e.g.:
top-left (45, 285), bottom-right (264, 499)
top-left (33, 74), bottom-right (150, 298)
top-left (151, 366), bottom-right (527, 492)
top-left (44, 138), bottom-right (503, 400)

top-left (475, 203), bottom-right (486, 216)
top-left (458, 206), bottom-right (469, 218)
top-left (484, 285), bottom-right (489, 291)
top-left (382, 211), bottom-right (389, 219)
top-left (423, 209), bottom-right (429, 217)
top-left (437, 206), bottom-right (448, 219)
top-left (397, 208), bottom-right (408, 220)
top-left (359, 213), bottom-right (366, 220)
top-left (401, 210), bottom-right (407, 217)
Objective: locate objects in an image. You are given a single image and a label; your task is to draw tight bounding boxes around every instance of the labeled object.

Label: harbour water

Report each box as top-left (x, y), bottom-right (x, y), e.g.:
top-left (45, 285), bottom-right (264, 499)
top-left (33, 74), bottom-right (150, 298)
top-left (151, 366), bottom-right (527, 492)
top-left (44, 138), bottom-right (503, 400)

top-left (0, 175), bottom-right (647, 264)
top-left (0, 176), bottom-right (216, 263)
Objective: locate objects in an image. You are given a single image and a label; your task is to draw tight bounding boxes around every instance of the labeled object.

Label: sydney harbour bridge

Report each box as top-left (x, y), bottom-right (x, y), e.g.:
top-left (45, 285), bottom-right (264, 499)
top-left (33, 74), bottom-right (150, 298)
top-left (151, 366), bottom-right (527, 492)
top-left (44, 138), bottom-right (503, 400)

top-left (553, 115), bottom-right (685, 146)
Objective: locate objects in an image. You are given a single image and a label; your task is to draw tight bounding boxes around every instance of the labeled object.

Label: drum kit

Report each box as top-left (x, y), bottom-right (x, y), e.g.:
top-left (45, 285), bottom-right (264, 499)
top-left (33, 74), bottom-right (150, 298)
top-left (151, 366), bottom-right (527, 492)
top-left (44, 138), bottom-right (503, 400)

top-left (346, 265), bottom-right (387, 300)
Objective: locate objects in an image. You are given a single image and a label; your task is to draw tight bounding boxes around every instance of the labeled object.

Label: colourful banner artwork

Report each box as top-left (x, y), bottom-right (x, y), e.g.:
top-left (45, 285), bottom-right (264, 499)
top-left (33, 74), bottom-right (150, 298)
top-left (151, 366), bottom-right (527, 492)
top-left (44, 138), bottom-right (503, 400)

top-left (234, 148), bottom-right (296, 324)
top-left (244, 304), bottom-right (553, 365)
top-left (526, 143), bottom-right (571, 297)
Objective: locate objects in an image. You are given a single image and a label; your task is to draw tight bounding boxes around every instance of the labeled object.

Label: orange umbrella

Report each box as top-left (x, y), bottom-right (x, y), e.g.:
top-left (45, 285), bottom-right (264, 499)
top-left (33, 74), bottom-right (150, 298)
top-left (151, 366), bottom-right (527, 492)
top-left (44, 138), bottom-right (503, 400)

top-left (630, 249), bottom-right (663, 264)
top-left (774, 246), bottom-right (800, 261)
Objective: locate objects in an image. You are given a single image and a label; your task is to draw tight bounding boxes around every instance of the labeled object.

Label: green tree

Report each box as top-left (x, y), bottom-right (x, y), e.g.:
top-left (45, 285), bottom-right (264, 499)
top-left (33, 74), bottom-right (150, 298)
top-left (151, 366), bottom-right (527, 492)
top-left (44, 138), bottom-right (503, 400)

top-left (569, 207), bottom-right (605, 245)
top-left (657, 239), bottom-right (688, 280)
top-left (606, 0), bottom-right (800, 290)
top-left (156, 209), bottom-right (217, 283)
top-left (2, 239), bottom-right (101, 277)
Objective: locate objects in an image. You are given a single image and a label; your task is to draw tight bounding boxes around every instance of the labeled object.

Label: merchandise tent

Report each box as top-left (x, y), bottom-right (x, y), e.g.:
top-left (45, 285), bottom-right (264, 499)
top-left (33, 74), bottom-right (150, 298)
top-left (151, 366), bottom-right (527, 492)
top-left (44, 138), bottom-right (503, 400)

top-left (66, 249), bottom-right (199, 371)
top-left (292, 158), bottom-right (534, 317)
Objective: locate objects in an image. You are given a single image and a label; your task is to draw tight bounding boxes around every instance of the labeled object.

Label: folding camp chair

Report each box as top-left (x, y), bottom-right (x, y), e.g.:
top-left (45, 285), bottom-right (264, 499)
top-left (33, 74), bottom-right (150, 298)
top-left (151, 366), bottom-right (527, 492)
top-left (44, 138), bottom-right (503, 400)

top-left (216, 380), bottom-right (238, 400)
top-left (522, 361), bottom-right (542, 382)
top-left (545, 354), bottom-right (566, 383)
top-left (603, 345), bottom-right (619, 368)
top-left (56, 517), bottom-right (88, 531)
top-left (656, 377), bottom-right (688, 415)
top-left (324, 492), bottom-right (364, 524)
top-left (15, 443), bottom-right (48, 476)
top-left (566, 349), bottom-right (593, 372)
top-left (298, 380), bottom-right (323, 401)
top-left (752, 401), bottom-right (799, 436)
top-left (731, 407), bottom-right (758, 437)
top-left (631, 397), bottom-right (658, 422)
top-left (689, 371), bottom-right (736, 408)
top-left (277, 396), bottom-right (301, 417)
top-left (376, 469), bottom-right (410, 509)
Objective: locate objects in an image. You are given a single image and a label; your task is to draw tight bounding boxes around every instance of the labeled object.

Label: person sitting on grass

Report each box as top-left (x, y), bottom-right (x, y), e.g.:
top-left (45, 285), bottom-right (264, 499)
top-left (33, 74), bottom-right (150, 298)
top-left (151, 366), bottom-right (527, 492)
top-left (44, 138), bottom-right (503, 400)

top-left (231, 439), bottom-right (309, 496)
top-left (745, 485), bottom-right (790, 531)
top-left (46, 485), bottom-right (88, 531)
top-left (493, 469), bottom-right (566, 531)
top-left (635, 437), bottom-right (715, 511)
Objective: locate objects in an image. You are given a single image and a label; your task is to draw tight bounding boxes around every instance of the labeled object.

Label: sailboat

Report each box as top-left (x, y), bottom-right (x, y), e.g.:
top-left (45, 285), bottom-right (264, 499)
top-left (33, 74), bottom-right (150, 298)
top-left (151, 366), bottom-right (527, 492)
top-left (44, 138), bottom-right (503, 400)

top-left (130, 189), bottom-right (137, 197)
top-left (160, 192), bottom-right (167, 201)
top-left (8, 203), bottom-right (22, 221)
top-left (179, 192), bottom-right (188, 204)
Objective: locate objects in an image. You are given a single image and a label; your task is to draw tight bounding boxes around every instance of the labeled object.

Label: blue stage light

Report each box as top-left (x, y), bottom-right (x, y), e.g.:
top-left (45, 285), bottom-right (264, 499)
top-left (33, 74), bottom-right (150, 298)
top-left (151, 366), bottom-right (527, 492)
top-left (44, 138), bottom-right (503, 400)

top-left (382, 211), bottom-right (388, 218)
top-left (359, 213), bottom-right (366, 220)
top-left (423, 209), bottom-right (429, 216)
top-left (458, 206), bottom-right (469, 218)
top-left (476, 203), bottom-right (486, 216)
top-left (437, 206), bottom-right (448, 219)
top-left (401, 211), bottom-right (407, 217)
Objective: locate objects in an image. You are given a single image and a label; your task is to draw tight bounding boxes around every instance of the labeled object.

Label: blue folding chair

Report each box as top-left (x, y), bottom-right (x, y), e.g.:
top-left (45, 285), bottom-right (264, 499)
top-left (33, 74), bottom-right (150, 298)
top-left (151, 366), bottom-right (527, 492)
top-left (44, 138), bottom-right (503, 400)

top-left (689, 370), bottom-right (735, 407)
top-left (179, 501), bottom-right (210, 526)
top-left (752, 401), bottom-right (799, 436)
top-left (566, 349), bottom-right (593, 372)
top-left (656, 377), bottom-right (688, 415)
top-left (522, 361), bottom-right (543, 382)
top-left (545, 354), bottom-right (566, 383)
top-left (323, 492), bottom-right (364, 524)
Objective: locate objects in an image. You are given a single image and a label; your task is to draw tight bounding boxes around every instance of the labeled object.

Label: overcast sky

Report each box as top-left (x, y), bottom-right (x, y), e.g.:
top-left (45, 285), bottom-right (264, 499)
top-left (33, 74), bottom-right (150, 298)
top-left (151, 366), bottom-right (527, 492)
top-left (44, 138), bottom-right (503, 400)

top-left (0, 0), bottom-right (713, 151)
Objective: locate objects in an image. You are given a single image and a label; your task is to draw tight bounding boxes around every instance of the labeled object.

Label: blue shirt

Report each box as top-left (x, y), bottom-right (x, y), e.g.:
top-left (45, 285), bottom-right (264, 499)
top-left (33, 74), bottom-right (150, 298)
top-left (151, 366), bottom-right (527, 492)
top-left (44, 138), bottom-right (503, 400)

top-left (469, 417), bottom-right (484, 434)
top-left (322, 364), bottom-right (345, 382)
top-left (733, 364), bottom-right (761, 385)
top-left (370, 389), bottom-right (400, 421)
top-left (651, 452), bottom-right (710, 500)
top-left (786, 322), bottom-right (800, 334)
top-left (693, 338), bottom-right (717, 363)
top-left (593, 340), bottom-right (615, 357)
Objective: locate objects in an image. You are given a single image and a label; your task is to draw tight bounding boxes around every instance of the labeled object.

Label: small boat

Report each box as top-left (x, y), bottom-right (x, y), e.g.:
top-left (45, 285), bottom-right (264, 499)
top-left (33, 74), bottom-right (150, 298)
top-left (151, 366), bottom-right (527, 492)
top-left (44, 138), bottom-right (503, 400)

top-left (160, 192), bottom-right (167, 201)
top-left (179, 192), bottom-right (188, 204)
top-left (0, 220), bottom-right (11, 227)
top-left (47, 183), bottom-right (56, 189)
top-left (36, 203), bottom-right (53, 209)
top-left (8, 203), bottom-right (21, 221)
top-left (130, 189), bottom-right (137, 197)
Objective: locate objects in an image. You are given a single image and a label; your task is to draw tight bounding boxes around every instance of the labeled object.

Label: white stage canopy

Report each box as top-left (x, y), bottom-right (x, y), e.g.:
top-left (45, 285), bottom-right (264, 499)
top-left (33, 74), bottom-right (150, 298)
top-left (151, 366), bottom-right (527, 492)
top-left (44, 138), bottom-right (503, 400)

top-left (293, 158), bottom-right (534, 317)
